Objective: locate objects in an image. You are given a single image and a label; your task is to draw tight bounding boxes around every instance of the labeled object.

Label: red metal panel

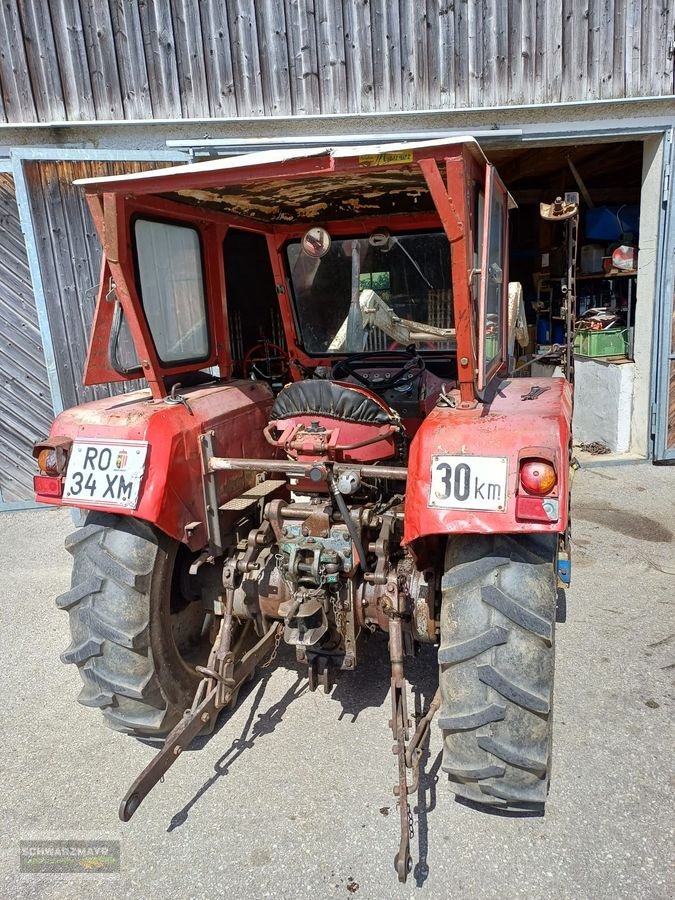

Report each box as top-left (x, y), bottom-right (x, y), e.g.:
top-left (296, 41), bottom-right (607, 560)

top-left (35, 380), bottom-right (275, 546)
top-left (403, 376), bottom-right (572, 544)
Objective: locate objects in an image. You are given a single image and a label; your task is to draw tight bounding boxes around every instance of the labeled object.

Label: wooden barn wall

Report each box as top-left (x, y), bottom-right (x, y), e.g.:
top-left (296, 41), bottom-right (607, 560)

top-left (0, 173), bottom-right (54, 502)
top-left (23, 160), bottom-right (155, 412)
top-left (0, 1), bottom-right (672, 124)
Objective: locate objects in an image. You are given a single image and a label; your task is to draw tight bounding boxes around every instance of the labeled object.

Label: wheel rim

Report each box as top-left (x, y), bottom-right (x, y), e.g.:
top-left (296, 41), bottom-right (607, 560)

top-left (168, 545), bottom-right (213, 671)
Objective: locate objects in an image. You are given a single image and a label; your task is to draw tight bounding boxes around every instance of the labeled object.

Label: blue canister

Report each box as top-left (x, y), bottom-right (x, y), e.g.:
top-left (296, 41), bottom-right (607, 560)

top-left (536, 319), bottom-right (550, 344)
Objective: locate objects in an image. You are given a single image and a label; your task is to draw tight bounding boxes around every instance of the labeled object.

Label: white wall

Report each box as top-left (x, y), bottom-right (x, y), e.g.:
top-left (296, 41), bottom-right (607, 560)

top-left (573, 358), bottom-right (635, 452)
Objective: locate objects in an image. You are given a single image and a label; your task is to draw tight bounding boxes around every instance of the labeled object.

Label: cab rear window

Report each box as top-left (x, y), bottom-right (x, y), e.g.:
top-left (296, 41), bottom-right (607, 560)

top-left (134, 218), bottom-right (210, 365)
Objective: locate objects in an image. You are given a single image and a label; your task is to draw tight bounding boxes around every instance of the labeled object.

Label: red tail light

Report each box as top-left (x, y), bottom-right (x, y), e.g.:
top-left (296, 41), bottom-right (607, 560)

top-left (33, 474), bottom-right (63, 497)
top-left (520, 459), bottom-right (557, 495)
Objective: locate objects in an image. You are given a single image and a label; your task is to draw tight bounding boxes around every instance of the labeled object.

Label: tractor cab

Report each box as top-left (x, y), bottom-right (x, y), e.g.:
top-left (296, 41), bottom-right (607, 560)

top-left (34, 139), bottom-right (572, 883)
top-left (76, 138), bottom-right (508, 409)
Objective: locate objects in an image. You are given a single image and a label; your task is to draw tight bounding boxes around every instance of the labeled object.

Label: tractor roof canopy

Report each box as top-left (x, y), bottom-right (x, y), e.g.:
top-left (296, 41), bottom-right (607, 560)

top-left (75, 137), bottom-right (500, 223)
top-left (77, 138), bottom-right (513, 404)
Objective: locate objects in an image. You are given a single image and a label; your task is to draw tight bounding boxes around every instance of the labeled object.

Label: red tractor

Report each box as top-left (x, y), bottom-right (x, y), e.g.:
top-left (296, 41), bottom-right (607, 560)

top-left (34, 139), bottom-right (572, 881)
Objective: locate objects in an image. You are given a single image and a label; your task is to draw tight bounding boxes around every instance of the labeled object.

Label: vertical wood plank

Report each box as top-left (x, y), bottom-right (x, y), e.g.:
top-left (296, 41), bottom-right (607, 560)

top-left (171, 0), bottom-right (210, 118)
top-left (315, 0), bottom-right (347, 114)
top-left (612, 0), bottom-right (627, 98)
top-left (400, 0), bottom-right (429, 110)
top-left (436, 0), bottom-right (456, 109)
top-left (285, 0), bottom-right (320, 115)
top-left (79, 0), bottom-right (125, 118)
top-left (482, 0), bottom-right (497, 107)
top-left (256, 0), bottom-right (293, 115)
top-left (0, 0), bottom-right (36, 121)
top-left (586, 0), bottom-right (600, 99)
top-left (453, 0), bottom-right (469, 106)
top-left (228, 0), bottom-right (265, 116)
top-left (16, 0), bottom-right (67, 120)
top-left (507, 0), bottom-right (523, 104)
top-left (369, 0), bottom-right (401, 112)
top-left (599, 0), bottom-right (616, 98)
top-left (425, 0), bottom-right (440, 109)
top-left (49, 0), bottom-right (96, 120)
top-left (534, 0), bottom-right (546, 101)
top-left (576, 0), bottom-right (589, 99)
top-left (137, 0), bottom-right (182, 117)
top-left (640, 2), bottom-right (653, 95)
top-left (376, 0), bottom-right (401, 110)
top-left (544, 0), bottom-right (563, 103)
top-left (520, 0), bottom-right (536, 104)
top-left (624, 0), bottom-right (641, 97)
top-left (493, 0), bottom-right (509, 105)
top-left (343, 0), bottom-right (375, 112)
top-left (199, 0), bottom-right (238, 116)
top-left (466, 0), bottom-right (482, 106)
top-left (560, 0), bottom-right (575, 101)
top-left (109, 0), bottom-right (153, 118)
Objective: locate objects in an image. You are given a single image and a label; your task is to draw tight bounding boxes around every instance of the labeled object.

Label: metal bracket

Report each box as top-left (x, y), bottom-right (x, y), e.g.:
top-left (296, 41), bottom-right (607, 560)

top-left (199, 431), bottom-right (223, 558)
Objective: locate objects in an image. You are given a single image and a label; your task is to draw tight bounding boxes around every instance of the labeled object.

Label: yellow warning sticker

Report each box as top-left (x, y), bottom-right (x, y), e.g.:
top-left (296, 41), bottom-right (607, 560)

top-left (358, 150), bottom-right (414, 167)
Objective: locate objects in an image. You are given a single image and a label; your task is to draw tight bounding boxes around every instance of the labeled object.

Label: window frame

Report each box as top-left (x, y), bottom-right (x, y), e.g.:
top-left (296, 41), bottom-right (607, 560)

top-left (477, 164), bottom-right (509, 392)
top-left (131, 214), bottom-right (212, 368)
top-left (282, 227), bottom-right (454, 357)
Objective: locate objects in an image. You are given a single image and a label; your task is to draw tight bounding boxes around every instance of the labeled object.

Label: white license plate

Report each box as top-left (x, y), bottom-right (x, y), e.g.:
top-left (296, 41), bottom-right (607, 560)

top-left (429, 455), bottom-right (508, 511)
top-left (63, 440), bottom-right (149, 508)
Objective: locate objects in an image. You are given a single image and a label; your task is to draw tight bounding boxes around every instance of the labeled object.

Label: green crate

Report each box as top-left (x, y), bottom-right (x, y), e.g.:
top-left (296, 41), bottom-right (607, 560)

top-left (574, 327), bottom-right (628, 358)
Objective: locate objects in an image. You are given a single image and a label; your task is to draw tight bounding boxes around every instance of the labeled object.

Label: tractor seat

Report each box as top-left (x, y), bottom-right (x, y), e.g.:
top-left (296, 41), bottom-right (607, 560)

top-left (270, 379), bottom-right (400, 428)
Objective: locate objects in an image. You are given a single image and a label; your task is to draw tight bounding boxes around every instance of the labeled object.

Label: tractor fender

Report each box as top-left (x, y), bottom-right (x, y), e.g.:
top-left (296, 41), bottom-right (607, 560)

top-left (36, 380), bottom-right (274, 548)
top-left (403, 376), bottom-right (572, 545)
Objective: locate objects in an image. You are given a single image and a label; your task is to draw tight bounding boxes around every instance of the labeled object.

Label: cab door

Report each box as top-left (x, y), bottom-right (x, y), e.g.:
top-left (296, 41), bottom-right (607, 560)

top-left (477, 165), bottom-right (509, 393)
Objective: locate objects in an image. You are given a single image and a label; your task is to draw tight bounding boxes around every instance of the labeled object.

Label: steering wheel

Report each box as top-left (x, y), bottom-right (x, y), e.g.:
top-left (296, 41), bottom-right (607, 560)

top-left (332, 346), bottom-right (425, 390)
top-left (243, 340), bottom-right (290, 382)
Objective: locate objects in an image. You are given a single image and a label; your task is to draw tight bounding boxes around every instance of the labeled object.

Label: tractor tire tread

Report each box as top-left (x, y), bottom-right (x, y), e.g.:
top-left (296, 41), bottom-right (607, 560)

top-left (438, 533), bottom-right (556, 811)
top-left (58, 512), bottom-right (182, 738)
top-left (438, 626), bottom-right (509, 664)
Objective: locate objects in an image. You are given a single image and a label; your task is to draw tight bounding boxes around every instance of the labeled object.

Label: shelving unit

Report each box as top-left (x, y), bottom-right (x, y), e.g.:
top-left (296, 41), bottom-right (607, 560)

top-left (576, 270), bottom-right (636, 359)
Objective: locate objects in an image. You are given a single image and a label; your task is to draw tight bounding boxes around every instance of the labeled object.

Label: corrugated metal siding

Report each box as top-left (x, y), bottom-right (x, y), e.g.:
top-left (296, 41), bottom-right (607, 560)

top-left (24, 160), bottom-right (156, 411)
top-left (0, 1), bottom-right (672, 123)
top-left (0, 173), bottom-right (54, 501)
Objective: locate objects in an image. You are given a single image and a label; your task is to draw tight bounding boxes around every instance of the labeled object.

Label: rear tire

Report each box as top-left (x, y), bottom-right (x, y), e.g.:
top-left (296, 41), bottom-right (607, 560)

top-left (57, 512), bottom-right (209, 738)
top-left (438, 533), bottom-right (557, 810)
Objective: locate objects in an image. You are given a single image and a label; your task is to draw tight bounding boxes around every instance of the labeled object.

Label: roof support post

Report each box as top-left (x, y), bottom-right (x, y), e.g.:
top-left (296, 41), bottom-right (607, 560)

top-left (419, 154), bottom-right (477, 406)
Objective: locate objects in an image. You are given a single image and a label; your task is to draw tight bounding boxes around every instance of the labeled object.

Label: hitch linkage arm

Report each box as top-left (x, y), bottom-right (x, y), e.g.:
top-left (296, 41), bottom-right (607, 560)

top-left (118, 616), bottom-right (281, 823)
top-left (388, 585), bottom-right (441, 883)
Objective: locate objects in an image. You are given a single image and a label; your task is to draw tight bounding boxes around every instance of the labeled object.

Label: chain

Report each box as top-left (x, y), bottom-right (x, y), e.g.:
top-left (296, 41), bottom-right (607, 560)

top-left (259, 624), bottom-right (284, 669)
top-left (408, 804), bottom-right (415, 839)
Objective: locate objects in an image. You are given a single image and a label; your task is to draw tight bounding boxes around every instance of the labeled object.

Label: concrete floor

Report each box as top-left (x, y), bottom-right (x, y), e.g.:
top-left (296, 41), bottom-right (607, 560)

top-left (1, 463), bottom-right (673, 900)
